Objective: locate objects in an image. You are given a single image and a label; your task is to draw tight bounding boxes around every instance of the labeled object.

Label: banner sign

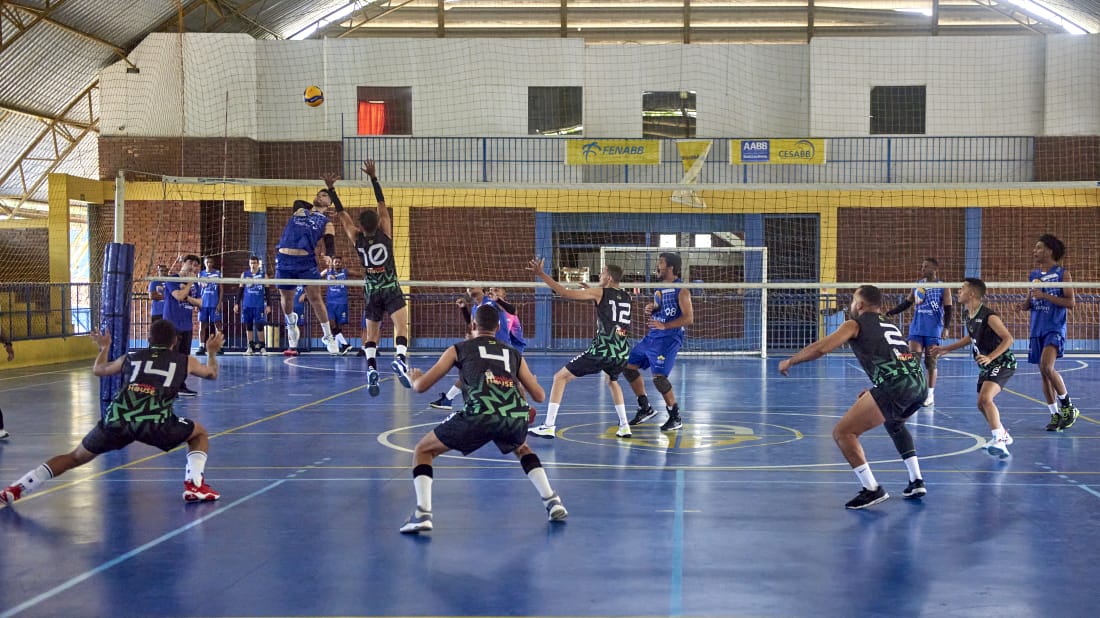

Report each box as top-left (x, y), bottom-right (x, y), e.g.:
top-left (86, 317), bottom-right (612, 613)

top-left (566, 139), bottom-right (661, 165)
top-left (731, 139), bottom-right (826, 165)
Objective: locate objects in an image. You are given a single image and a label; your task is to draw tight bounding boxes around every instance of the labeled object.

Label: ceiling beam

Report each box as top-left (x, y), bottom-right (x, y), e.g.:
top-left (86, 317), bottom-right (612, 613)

top-left (0, 0), bottom-right (77, 53)
top-left (330, 1), bottom-right (419, 39)
top-left (0, 80), bottom-right (98, 218)
top-left (3, 1), bottom-right (137, 68)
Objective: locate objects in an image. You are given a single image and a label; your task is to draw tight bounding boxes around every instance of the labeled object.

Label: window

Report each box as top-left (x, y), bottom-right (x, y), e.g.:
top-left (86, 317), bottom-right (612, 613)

top-left (694, 233), bottom-right (712, 248)
top-left (529, 86), bottom-right (582, 135)
top-left (659, 234), bottom-right (678, 248)
top-left (356, 87), bottom-right (412, 135)
top-left (643, 90), bottom-right (696, 138)
top-left (870, 86), bottom-right (925, 135)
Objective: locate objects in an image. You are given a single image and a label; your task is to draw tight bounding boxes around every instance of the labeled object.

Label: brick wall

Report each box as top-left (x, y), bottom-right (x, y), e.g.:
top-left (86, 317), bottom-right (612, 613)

top-left (836, 208), bottom-right (968, 284)
top-left (1035, 137), bottom-right (1100, 181)
top-left (98, 137), bottom-right (341, 180)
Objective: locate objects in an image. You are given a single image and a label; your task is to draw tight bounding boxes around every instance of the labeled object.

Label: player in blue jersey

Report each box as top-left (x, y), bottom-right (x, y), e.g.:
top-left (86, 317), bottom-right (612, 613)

top-left (234, 255), bottom-right (270, 355)
top-left (163, 254), bottom-right (203, 396)
top-left (886, 257), bottom-right (953, 407)
top-left (148, 263), bottom-right (168, 326)
top-left (321, 256), bottom-right (354, 355)
top-left (626, 252), bottom-right (693, 431)
top-left (196, 256), bottom-right (223, 356)
top-left (275, 180), bottom-right (341, 356)
top-left (1018, 234), bottom-right (1080, 431)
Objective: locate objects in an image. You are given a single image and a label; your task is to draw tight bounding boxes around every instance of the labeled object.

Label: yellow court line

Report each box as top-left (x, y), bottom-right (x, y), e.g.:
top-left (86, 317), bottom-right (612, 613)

top-left (1003, 387), bottom-right (1100, 426)
top-left (13, 383), bottom-right (371, 504)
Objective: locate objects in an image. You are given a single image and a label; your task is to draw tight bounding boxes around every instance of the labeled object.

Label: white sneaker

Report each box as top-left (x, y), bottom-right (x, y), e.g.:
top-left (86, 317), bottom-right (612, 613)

top-left (286, 322), bottom-right (300, 349)
top-left (543, 492), bottom-right (568, 521)
top-left (615, 424), bottom-right (632, 438)
top-left (985, 434), bottom-right (1013, 458)
top-left (399, 509), bottom-right (433, 534)
top-left (528, 424), bottom-right (556, 439)
top-left (0, 429), bottom-right (10, 440)
top-left (322, 334), bottom-right (340, 354)
top-left (922, 393), bottom-right (935, 407)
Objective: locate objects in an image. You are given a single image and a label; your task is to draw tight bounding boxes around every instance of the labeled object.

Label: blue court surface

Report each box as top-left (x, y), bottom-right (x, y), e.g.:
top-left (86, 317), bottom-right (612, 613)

top-left (2, 352), bottom-right (1099, 617)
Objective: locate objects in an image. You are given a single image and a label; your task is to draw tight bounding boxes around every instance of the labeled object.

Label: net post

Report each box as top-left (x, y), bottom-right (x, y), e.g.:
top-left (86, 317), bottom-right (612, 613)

top-left (99, 242), bottom-right (134, 419)
top-left (113, 170), bottom-right (125, 243)
top-left (760, 247), bottom-right (768, 359)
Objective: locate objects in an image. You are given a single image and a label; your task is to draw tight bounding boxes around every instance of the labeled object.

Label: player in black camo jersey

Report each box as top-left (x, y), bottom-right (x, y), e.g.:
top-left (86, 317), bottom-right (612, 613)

top-left (526, 258), bottom-right (635, 439)
top-left (930, 278), bottom-right (1018, 458)
top-left (779, 285), bottom-right (928, 510)
top-left (398, 304), bottom-right (567, 533)
top-left (1, 320), bottom-right (224, 508)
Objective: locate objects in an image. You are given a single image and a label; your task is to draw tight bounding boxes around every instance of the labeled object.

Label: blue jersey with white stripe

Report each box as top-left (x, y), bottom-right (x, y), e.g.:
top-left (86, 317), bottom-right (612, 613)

top-left (240, 270), bottom-right (266, 309)
top-left (277, 209), bottom-right (329, 253)
top-left (908, 278), bottom-right (947, 338)
top-left (325, 268), bottom-right (349, 303)
top-left (199, 269), bottom-right (221, 308)
top-left (649, 279), bottom-right (685, 340)
top-left (1028, 265), bottom-right (1067, 337)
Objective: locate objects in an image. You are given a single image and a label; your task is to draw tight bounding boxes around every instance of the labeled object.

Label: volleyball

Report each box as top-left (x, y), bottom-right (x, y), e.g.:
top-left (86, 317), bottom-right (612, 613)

top-left (304, 85), bottom-right (324, 107)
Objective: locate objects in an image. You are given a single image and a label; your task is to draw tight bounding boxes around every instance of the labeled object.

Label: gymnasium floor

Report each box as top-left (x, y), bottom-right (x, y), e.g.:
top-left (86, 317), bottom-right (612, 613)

top-left (1, 351), bottom-right (1099, 617)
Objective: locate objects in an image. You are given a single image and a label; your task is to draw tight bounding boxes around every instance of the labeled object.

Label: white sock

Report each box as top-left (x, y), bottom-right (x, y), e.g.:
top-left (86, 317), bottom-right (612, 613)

top-left (12, 464), bottom-right (54, 495)
top-left (1048, 403), bottom-right (1060, 415)
top-left (286, 312), bottom-right (298, 327)
top-left (413, 474), bottom-right (433, 512)
top-left (927, 387), bottom-right (935, 396)
top-left (527, 466), bottom-right (554, 500)
top-left (853, 463), bottom-right (878, 490)
top-left (320, 322), bottom-right (333, 337)
top-left (903, 456), bottom-right (922, 482)
top-left (445, 385), bottom-right (462, 400)
top-left (366, 347), bottom-right (377, 361)
top-left (992, 426), bottom-right (1007, 440)
top-left (614, 403), bottom-right (628, 426)
top-left (185, 451), bottom-right (208, 486)
top-left (396, 343), bottom-right (408, 358)
top-left (544, 402), bottom-right (560, 427)
top-left (336, 333), bottom-right (348, 345)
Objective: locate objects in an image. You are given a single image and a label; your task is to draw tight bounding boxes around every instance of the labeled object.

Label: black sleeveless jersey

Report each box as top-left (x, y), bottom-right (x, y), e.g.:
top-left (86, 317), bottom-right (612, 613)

top-left (355, 228), bottom-right (399, 292)
top-left (587, 287), bottom-right (632, 361)
top-left (106, 346), bottom-right (189, 424)
top-left (850, 312), bottom-right (926, 390)
top-left (965, 305), bottom-right (1017, 369)
top-left (452, 336), bottom-right (530, 418)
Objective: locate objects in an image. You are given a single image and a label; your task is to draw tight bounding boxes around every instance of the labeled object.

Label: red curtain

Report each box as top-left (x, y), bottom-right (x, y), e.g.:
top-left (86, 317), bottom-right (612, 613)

top-left (357, 101), bottom-right (385, 135)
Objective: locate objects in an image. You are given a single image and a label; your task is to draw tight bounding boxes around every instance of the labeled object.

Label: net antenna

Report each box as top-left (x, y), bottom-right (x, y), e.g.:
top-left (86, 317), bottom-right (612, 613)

top-left (600, 245), bottom-right (768, 358)
top-left (671, 139), bottom-right (711, 209)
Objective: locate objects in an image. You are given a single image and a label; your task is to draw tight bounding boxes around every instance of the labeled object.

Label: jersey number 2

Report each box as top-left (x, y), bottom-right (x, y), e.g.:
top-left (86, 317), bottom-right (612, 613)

top-left (608, 301), bottom-right (631, 326)
top-left (881, 323), bottom-right (907, 348)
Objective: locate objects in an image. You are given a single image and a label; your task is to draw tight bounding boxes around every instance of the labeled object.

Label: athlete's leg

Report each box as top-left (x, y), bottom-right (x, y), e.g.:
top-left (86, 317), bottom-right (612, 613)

top-left (1039, 345), bottom-right (1067, 402)
top-left (2, 443), bottom-right (98, 505)
top-left (978, 381), bottom-right (1006, 431)
top-left (514, 442), bottom-right (567, 520)
top-left (833, 391), bottom-right (887, 470)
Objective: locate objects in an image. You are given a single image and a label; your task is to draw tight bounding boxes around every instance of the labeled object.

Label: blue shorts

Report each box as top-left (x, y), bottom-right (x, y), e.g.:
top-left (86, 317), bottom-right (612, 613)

top-left (240, 307), bottom-right (266, 326)
top-left (198, 308), bottom-right (222, 323)
top-left (908, 335), bottom-right (940, 349)
top-left (327, 303), bottom-right (348, 325)
top-left (626, 335), bottom-right (682, 376)
top-left (274, 254), bottom-right (320, 290)
top-left (1028, 332), bottom-right (1064, 364)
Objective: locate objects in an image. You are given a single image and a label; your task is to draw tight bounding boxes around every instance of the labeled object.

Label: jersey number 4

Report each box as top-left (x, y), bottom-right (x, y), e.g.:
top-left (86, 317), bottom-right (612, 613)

top-left (478, 346), bottom-right (511, 373)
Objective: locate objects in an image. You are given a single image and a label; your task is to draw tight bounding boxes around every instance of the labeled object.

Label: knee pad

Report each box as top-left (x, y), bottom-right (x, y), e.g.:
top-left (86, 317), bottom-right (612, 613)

top-left (884, 419), bottom-right (916, 458)
top-left (622, 368), bottom-right (641, 383)
top-left (653, 374), bottom-right (673, 395)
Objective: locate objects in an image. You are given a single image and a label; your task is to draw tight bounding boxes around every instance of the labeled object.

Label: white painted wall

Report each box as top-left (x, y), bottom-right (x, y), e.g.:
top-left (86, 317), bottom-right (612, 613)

top-left (100, 33), bottom-right (1100, 140)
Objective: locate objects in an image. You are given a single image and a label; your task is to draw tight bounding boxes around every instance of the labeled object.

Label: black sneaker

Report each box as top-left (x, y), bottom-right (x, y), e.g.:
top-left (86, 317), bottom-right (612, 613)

top-left (845, 486), bottom-right (889, 510)
top-left (1059, 404), bottom-right (1080, 430)
top-left (629, 405), bottom-right (657, 426)
top-left (177, 385), bottom-right (198, 398)
top-left (338, 343), bottom-right (353, 356)
top-left (1045, 413), bottom-right (1063, 432)
top-left (660, 415), bottom-right (683, 431)
top-left (902, 479), bottom-right (927, 499)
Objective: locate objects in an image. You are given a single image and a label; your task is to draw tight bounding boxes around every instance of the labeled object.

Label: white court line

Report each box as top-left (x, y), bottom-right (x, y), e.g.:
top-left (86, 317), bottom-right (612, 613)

top-left (0, 480), bottom-right (287, 618)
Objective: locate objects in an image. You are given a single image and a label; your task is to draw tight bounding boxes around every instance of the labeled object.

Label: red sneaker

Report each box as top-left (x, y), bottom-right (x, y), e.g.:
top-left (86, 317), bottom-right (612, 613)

top-left (0, 484), bottom-right (23, 506)
top-left (282, 349), bottom-right (299, 357)
top-left (183, 480), bottom-right (220, 502)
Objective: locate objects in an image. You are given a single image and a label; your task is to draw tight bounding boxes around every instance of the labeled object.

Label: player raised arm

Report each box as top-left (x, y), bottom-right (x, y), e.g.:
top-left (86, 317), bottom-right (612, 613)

top-left (89, 329), bottom-right (127, 377)
top-left (188, 332), bottom-right (223, 380)
top-left (527, 257), bottom-right (602, 302)
top-left (362, 159), bottom-right (392, 239)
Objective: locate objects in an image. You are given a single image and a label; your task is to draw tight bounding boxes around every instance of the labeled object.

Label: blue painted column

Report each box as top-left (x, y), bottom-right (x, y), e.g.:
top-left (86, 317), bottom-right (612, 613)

top-left (534, 212), bottom-right (554, 350)
top-left (964, 207), bottom-right (982, 277)
top-left (99, 243), bottom-right (134, 419)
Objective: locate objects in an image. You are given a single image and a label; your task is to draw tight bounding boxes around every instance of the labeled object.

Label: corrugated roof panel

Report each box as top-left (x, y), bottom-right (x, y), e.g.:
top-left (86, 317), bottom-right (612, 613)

top-left (0, 27), bottom-right (106, 117)
top-left (50, 0), bottom-right (181, 48)
top-left (0, 115), bottom-right (54, 196)
top-left (250, 0), bottom-right (365, 38)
